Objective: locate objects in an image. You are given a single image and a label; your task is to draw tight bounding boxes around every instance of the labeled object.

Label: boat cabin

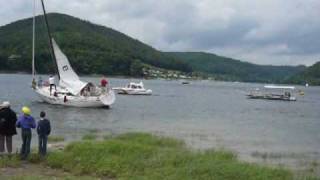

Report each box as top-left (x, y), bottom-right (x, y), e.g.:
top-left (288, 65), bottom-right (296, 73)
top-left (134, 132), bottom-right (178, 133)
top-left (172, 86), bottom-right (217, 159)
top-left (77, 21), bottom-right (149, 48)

top-left (248, 85), bottom-right (296, 101)
top-left (127, 82), bottom-right (144, 89)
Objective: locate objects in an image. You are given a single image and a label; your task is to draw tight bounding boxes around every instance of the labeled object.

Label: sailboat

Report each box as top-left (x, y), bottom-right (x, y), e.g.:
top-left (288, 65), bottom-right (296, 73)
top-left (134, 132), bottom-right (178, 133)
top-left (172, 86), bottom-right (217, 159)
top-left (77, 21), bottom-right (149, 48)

top-left (31, 0), bottom-right (115, 107)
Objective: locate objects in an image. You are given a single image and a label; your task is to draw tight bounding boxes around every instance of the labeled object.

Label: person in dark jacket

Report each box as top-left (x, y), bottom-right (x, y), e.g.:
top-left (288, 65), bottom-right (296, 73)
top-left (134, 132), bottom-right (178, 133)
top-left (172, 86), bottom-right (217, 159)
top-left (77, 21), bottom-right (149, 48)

top-left (37, 111), bottom-right (51, 156)
top-left (0, 101), bottom-right (17, 154)
top-left (16, 106), bottom-right (36, 160)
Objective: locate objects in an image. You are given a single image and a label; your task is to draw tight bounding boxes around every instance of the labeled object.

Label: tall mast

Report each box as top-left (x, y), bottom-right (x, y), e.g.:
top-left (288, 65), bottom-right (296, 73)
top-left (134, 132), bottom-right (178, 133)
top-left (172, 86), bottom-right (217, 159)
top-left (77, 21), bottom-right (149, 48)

top-left (32, 0), bottom-right (36, 80)
top-left (40, 0), bottom-right (60, 79)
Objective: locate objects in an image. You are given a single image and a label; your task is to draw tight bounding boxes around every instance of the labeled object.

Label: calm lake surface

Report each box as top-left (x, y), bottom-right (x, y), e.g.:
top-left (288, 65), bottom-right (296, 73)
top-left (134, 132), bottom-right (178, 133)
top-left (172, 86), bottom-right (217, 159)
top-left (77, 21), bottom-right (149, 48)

top-left (1, 74), bottom-right (319, 168)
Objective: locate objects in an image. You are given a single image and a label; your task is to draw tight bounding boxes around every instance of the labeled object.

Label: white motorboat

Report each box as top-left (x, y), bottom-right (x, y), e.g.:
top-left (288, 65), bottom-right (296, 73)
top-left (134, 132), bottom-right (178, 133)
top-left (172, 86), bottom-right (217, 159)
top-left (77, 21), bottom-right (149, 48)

top-left (113, 82), bottom-right (152, 95)
top-left (247, 85), bottom-right (296, 101)
top-left (31, 0), bottom-right (115, 107)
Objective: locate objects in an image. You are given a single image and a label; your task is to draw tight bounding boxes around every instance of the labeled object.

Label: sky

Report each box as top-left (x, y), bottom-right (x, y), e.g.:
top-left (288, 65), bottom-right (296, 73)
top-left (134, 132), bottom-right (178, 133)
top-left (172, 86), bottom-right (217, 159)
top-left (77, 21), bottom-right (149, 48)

top-left (0, 0), bottom-right (319, 66)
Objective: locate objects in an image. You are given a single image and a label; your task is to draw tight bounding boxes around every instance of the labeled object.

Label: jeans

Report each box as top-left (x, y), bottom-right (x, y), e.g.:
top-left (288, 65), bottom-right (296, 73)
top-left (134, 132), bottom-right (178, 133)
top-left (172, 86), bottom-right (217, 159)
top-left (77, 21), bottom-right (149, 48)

top-left (20, 129), bottom-right (32, 160)
top-left (38, 135), bottom-right (48, 156)
top-left (0, 135), bottom-right (12, 154)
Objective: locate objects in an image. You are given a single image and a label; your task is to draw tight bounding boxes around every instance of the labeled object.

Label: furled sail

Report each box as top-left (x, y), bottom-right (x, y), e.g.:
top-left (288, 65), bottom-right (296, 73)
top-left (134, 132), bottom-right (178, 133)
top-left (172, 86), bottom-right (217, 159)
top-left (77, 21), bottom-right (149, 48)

top-left (52, 38), bottom-right (87, 95)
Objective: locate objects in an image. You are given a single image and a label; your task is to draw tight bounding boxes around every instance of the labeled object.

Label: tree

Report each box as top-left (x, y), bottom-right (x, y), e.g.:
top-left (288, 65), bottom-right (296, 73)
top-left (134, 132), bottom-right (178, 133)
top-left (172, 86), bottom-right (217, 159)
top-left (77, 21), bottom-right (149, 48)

top-left (130, 59), bottom-right (143, 77)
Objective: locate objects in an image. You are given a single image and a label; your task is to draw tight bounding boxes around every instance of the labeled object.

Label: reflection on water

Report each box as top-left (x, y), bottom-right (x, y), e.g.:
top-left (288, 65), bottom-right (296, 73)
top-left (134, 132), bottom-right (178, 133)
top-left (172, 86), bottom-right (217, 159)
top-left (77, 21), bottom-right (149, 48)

top-left (1, 74), bottom-right (320, 169)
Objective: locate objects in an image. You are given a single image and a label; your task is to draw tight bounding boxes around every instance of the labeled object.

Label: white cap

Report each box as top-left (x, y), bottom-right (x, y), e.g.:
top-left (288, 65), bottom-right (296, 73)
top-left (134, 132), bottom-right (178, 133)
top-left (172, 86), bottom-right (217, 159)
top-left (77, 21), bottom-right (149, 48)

top-left (1, 101), bottom-right (10, 107)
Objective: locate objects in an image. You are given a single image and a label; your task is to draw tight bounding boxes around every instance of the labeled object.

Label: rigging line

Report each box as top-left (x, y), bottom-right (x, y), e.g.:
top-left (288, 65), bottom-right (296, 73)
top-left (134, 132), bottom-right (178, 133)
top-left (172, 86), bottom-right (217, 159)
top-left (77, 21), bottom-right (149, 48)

top-left (40, 0), bottom-right (60, 79)
top-left (32, 0), bottom-right (35, 79)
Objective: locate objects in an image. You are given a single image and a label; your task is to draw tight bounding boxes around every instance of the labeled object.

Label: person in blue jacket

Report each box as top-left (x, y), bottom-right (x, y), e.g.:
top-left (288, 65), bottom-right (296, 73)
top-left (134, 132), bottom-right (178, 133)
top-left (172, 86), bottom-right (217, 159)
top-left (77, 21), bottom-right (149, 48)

top-left (37, 111), bottom-right (51, 156)
top-left (16, 106), bottom-right (36, 160)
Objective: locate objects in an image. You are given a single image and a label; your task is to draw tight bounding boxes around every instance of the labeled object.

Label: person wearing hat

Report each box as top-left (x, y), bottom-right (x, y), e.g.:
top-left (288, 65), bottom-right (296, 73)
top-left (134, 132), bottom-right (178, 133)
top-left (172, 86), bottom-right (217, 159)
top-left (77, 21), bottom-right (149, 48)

top-left (16, 106), bottom-right (36, 160)
top-left (0, 101), bottom-right (17, 155)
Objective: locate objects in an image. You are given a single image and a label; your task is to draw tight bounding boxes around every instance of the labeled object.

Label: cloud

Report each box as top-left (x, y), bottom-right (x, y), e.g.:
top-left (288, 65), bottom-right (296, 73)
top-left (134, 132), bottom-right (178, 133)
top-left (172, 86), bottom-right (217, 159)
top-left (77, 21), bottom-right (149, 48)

top-left (0, 0), bottom-right (319, 66)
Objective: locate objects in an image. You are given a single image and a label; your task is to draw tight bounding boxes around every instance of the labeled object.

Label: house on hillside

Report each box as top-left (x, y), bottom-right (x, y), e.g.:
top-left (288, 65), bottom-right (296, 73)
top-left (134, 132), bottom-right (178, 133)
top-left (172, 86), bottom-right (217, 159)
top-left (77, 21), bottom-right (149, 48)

top-left (8, 54), bottom-right (21, 61)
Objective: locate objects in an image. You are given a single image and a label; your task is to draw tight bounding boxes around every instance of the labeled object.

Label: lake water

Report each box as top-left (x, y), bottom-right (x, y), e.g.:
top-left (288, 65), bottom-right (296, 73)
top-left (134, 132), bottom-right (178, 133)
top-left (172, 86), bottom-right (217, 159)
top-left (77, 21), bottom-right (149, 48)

top-left (1, 74), bottom-right (319, 170)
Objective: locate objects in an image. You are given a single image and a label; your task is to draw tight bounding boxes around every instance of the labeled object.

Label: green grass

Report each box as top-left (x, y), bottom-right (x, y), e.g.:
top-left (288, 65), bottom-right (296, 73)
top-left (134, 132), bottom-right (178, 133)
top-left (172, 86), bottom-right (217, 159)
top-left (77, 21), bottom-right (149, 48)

top-left (82, 133), bottom-right (98, 140)
top-left (88, 129), bottom-right (99, 134)
top-left (48, 136), bottom-right (65, 143)
top-left (0, 175), bottom-right (100, 180)
top-left (0, 155), bottom-right (21, 168)
top-left (46, 132), bottom-right (293, 180)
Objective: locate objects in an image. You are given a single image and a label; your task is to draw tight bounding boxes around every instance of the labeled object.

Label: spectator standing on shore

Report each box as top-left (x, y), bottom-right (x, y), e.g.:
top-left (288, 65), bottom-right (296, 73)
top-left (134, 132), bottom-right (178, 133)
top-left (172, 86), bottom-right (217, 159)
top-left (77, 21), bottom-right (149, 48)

top-left (16, 106), bottom-right (36, 160)
top-left (37, 111), bottom-right (51, 156)
top-left (0, 101), bottom-right (17, 155)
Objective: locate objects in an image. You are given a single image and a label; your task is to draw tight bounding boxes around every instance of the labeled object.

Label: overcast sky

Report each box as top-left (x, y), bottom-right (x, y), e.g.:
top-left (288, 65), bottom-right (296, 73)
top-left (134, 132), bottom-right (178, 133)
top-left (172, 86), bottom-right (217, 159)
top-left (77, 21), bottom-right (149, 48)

top-left (1, 0), bottom-right (319, 66)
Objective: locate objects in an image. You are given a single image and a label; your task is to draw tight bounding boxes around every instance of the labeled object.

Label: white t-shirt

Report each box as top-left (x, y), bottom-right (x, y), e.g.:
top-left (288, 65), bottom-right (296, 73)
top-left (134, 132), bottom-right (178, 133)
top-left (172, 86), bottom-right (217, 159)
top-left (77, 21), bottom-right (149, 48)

top-left (49, 77), bottom-right (55, 85)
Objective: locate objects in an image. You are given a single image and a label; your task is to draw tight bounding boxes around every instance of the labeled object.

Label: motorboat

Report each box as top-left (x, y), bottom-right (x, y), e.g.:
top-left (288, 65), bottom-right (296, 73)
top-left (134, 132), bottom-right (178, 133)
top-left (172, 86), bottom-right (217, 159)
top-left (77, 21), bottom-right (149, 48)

top-left (31, 0), bottom-right (115, 107)
top-left (113, 82), bottom-right (152, 95)
top-left (247, 85), bottom-right (296, 101)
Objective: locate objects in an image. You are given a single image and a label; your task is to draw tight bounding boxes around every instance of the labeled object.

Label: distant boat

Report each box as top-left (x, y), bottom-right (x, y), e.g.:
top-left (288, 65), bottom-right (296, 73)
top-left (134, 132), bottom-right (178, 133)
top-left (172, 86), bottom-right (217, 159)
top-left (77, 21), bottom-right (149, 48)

top-left (113, 82), bottom-right (152, 95)
top-left (298, 90), bottom-right (305, 96)
top-left (247, 85), bottom-right (296, 101)
top-left (31, 0), bottom-right (115, 107)
top-left (181, 81), bottom-right (190, 85)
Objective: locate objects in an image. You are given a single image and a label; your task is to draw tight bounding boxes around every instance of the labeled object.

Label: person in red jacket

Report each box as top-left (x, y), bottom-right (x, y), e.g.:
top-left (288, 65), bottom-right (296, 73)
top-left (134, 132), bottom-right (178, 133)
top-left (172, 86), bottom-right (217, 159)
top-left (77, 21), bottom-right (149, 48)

top-left (100, 76), bottom-right (108, 87)
top-left (100, 76), bottom-right (109, 93)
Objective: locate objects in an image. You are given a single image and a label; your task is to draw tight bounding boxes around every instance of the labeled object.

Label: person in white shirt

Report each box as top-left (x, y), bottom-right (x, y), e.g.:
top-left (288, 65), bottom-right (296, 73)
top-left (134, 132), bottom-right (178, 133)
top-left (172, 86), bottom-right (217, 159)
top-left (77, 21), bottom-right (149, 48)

top-left (49, 75), bottom-right (56, 95)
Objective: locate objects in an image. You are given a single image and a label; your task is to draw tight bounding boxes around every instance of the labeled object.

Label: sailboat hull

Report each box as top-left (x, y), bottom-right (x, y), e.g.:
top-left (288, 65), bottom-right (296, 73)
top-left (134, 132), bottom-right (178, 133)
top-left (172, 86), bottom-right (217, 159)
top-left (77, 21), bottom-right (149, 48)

top-left (34, 87), bottom-right (115, 108)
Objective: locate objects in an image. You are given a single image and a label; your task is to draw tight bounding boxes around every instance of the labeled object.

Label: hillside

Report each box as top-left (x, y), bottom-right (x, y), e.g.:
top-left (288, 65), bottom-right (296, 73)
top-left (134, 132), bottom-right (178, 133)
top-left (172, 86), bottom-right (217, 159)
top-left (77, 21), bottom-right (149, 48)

top-left (286, 61), bottom-right (320, 85)
top-left (0, 13), bottom-right (308, 83)
top-left (0, 13), bottom-right (191, 75)
top-left (166, 52), bottom-right (306, 83)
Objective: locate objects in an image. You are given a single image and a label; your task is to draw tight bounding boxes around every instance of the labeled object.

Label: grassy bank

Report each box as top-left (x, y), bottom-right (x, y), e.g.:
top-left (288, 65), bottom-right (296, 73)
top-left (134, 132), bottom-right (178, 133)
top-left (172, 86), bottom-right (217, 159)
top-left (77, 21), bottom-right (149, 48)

top-left (46, 133), bottom-right (293, 179)
top-left (0, 132), bottom-right (317, 179)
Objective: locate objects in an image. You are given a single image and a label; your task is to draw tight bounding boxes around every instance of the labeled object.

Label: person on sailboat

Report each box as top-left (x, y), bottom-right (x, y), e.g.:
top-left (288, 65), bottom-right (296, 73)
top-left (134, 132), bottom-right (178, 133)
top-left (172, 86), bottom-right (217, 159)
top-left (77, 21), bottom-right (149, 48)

top-left (100, 76), bottom-right (109, 93)
top-left (38, 76), bottom-right (43, 88)
top-left (49, 75), bottom-right (56, 95)
top-left (101, 76), bottom-right (108, 87)
top-left (0, 101), bottom-right (17, 155)
top-left (16, 106), bottom-right (36, 160)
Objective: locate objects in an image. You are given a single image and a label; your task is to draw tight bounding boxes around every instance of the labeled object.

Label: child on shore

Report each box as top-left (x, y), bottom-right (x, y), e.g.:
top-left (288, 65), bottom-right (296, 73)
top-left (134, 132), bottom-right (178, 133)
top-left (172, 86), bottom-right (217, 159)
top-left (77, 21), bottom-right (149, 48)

top-left (16, 106), bottom-right (36, 160)
top-left (37, 111), bottom-right (51, 156)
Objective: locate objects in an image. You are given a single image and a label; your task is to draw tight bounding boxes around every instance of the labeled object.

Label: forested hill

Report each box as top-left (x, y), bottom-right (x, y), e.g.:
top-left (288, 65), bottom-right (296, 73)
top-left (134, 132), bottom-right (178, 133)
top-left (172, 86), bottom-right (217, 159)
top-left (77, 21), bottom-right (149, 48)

top-left (286, 61), bottom-right (320, 85)
top-left (0, 13), bottom-right (310, 84)
top-left (0, 13), bottom-right (191, 75)
top-left (166, 52), bottom-right (306, 83)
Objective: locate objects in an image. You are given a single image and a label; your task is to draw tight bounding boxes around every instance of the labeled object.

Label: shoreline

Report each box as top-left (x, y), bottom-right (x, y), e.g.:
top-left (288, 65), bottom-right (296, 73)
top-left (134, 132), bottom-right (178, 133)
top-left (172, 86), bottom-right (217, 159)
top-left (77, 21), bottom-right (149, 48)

top-left (0, 72), bottom-right (315, 86)
top-left (2, 132), bottom-right (319, 179)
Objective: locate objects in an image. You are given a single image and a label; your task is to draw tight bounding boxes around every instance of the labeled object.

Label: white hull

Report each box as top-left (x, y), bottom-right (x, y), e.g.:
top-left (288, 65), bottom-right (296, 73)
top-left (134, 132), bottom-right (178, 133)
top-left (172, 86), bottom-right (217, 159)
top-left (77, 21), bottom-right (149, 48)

top-left (34, 86), bottom-right (115, 107)
top-left (113, 88), bottom-right (152, 95)
top-left (247, 94), bottom-right (296, 101)
top-left (113, 81), bottom-right (152, 95)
